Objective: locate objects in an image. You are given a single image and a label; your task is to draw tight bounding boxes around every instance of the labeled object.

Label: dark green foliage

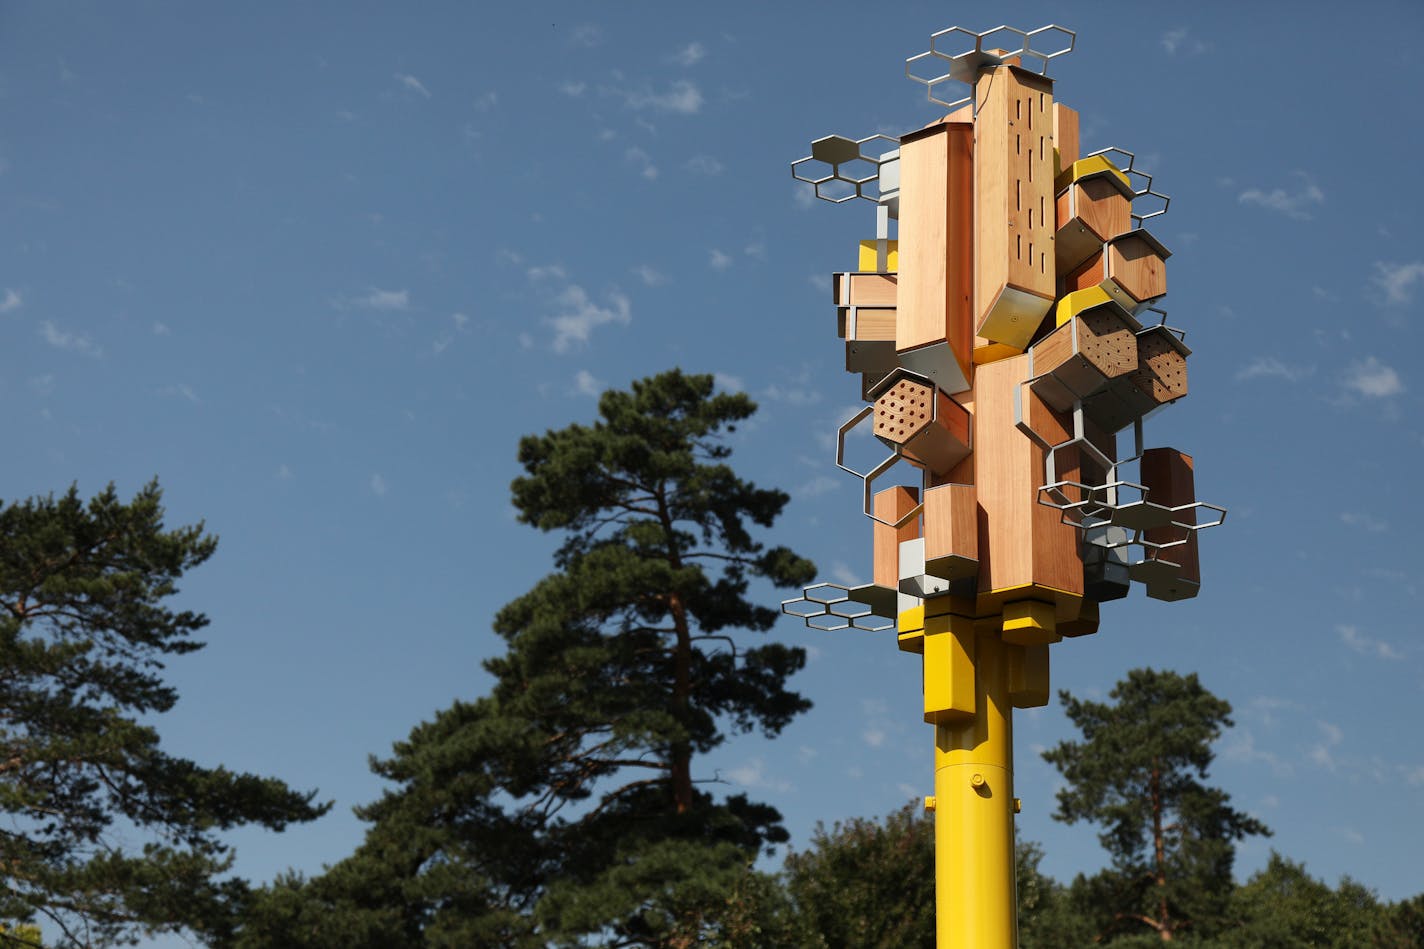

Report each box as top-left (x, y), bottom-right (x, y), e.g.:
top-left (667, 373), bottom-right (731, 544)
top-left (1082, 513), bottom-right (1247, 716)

top-left (1042, 669), bottom-right (1270, 943)
top-left (781, 801), bottom-right (1060, 949)
top-left (1213, 853), bottom-right (1388, 948)
top-left (234, 371), bottom-right (815, 947)
top-left (0, 481), bottom-right (328, 946)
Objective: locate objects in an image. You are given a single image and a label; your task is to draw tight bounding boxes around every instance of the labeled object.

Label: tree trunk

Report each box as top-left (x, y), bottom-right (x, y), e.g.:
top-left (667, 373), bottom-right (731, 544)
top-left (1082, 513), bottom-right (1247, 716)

top-left (1151, 760), bottom-right (1171, 940)
top-left (668, 590), bottom-right (694, 814)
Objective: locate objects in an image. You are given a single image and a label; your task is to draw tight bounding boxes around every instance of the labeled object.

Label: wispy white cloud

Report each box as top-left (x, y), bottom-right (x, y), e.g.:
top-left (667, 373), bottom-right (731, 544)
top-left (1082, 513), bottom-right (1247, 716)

top-left (0, 288), bottom-right (22, 313)
top-left (573, 369), bottom-right (602, 397)
top-left (159, 383), bottom-right (199, 404)
top-left (669, 41), bottom-right (706, 66)
top-left (569, 24), bottom-right (603, 48)
top-left (1341, 356), bottom-right (1404, 398)
top-left (152, 321), bottom-right (170, 336)
top-left (726, 757), bottom-right (791, 792)
top-left (550, 284), bottom-right (630, 353)
top-left (624, 146), bottom-right (658, 180)
top-left (472, 91), bottom-right (497, 111)
top-left (632, 264), bottom-right (668, 286)
top-left (798, 475), bottom-right (840, 499)
top-left (1371, 261), bottom-right (1424, 305)
top-left (276, 463), bottom-right (293, 480)
top-left (520, 259), bottom-right (631, 351)
top-left (29, 374), bottom-right (54, 396)
top-left (709, 249), bottom-right (733, 271)
top-left (1308, 720), bottom-right (1343, 770)
top-left (793, 185), bottom-right (816, 210)
top-left (1161, 27), bottom-right (1208, 55)
top-left (370, 473), bottom-right (388, 496)
top-left (1339, 512), bottom-right (1388, 533)
top-left (432, 312), bottom-right (471, 354)
top-left (527, 263), bottom-right (567, 282)
top-left (684, 154), bottom-right (724, 176)
top-left (38, 320), bottom-right (102, 356)
top-left (1235, 356), bottom-right (1311, 383)
top-left (393, 73), bottom-right (431, 98)
top-left (713, 372), bottom-right (743, 392)
top-left (828, 561), bottom-right (858, 586)
top-left (1221, 728), bottom-right (1293, 777)
top-left (558, 81), bottom-right (587, 98)
top-left (621, 79), bottom-right (703, 114)
top-left (1338, 624), bottom-right (1402, 660)
top-left (1239, 173), bottom-right (1324, 220)
top-left (862, 727), bottom-right (886, 748)
top-left (351, 287), bottom-right (410, 311)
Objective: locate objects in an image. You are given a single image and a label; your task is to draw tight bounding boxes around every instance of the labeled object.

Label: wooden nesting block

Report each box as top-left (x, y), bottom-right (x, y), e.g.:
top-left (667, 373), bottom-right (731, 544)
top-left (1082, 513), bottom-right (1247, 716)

top-left (834, 272), bottom-right (898, 308)
top-left (1127, 326), bottom-right (1190, 405)
top-left (872, 485), bottom-right (920, 589)
top-left (972, 66), bottom-right (1056, 350)
top-left (1054, 171), bottom-right (1134, 272)
top-left (873, 375), bottom-right (971, 475)
top-left (923, 483), bottom-right (977, 582)
top-left (896, 121), bottom-right (974, 393)
top-left (1029, 305), bottom-right (1140, 410)
top-left (1052, 102), bottom-right (1079, 178)
top-left (835, 272), bottom-right (900, 373)
top-left (971, 354), bottom-right (1083, 599)
top-left (1140, 447), bottom-right (1200, 590)
top-left (1065, 231), bottom-right (1171, 309)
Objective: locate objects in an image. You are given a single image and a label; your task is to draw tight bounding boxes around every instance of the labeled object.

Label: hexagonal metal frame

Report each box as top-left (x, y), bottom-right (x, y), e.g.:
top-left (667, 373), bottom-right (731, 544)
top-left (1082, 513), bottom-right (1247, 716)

top-left (781, 581), bottom-right (896, 633)
top-left (906, 23), bottom-right (1076, 111)
top-left (791, 132), bottom-right (903, 206)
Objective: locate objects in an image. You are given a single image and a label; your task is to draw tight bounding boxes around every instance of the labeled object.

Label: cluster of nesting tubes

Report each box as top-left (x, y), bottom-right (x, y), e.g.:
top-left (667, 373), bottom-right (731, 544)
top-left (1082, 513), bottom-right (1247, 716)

top-left (783, 25), bottom-right (1223, 644)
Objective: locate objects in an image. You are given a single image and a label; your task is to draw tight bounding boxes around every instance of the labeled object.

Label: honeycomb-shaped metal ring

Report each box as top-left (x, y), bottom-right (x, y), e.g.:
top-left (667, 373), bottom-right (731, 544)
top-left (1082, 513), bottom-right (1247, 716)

top-left (781, 582), bottom-right (896, 633)
top-left (791, 133), bottom-right (902, 205)
top-left (907, 24), bottom-right (1076, 109)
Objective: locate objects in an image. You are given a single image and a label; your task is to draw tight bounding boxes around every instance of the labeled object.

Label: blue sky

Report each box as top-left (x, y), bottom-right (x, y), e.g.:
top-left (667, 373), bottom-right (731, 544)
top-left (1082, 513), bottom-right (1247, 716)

top-left (3, 0), bottom-right (1423, 928)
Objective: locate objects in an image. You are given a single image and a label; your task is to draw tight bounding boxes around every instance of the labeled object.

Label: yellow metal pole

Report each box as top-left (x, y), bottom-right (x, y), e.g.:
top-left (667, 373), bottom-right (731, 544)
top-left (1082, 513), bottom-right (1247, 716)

top-left (932, 621), bottom-right (1017, 949)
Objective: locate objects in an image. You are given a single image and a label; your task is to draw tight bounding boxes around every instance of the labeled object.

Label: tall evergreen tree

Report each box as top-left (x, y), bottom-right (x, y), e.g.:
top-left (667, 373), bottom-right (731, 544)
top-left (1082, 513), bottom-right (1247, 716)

top-left (0, 481), bottom-right (328, 947)
top-left (234, 370), bottom-right (816, 947)
top-left (1042, 669), bottom-right (1269, 943)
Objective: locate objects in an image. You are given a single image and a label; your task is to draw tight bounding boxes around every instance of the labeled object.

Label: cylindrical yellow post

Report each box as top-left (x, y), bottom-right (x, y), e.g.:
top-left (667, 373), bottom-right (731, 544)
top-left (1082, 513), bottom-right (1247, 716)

top-left (933, 624), bottom-right (1017, 948)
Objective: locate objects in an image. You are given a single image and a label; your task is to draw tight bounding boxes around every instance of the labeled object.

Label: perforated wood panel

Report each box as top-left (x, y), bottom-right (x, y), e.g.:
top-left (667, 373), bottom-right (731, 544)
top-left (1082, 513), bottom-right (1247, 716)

top-left (875, 377), bottom-right (937, 445)
top-left (1130, 330), bottom-right (1188, 403)
top-left (1078, 309), bottom-right (1138, 377)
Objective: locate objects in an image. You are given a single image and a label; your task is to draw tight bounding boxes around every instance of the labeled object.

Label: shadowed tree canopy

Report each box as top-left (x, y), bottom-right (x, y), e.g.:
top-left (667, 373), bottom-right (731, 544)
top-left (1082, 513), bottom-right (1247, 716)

top-left (232, 370), bottom-right (816, 948)
top-left (1043, 668), bottom-right (1269, 943)
top-left (0, 481), bottom-right (328, 947)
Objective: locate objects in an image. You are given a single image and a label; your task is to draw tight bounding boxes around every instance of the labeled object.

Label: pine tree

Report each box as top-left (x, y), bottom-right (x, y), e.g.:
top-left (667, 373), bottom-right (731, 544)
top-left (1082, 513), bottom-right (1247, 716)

top-left (234, 370), bottom-right (816, 947)
top-left (1042, 669), bottom-right (1269, 943)
top-left (0, 481), bottom-right (328, 947)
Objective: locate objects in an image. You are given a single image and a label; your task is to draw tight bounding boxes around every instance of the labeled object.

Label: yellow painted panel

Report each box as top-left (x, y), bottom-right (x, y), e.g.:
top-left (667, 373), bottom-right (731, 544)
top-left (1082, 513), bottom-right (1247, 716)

top-left (923, 613), bottom-right (976, 723)
top-left (1001, 599), bottom-right (1060, 646)
top-left (1008, 642), bottom-right (1051, 708)
top-left (858, 239), bottom-right (900, 272)
top-left (1053, 155), bottom-right (1132, 194)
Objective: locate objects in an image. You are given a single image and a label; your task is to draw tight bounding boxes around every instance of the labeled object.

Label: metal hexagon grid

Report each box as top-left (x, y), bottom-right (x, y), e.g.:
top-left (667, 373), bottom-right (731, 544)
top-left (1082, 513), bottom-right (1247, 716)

top-left (781, 581), bottom-right (896, 633)
top-left (791, 132), bottom-right (903, 206)
top-left (834, 406), bottom-right (924, 530)
top-left (906, 24), bottom-right (1076, 110)
top-left (1086, 146), bottom-right (1171, 227)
